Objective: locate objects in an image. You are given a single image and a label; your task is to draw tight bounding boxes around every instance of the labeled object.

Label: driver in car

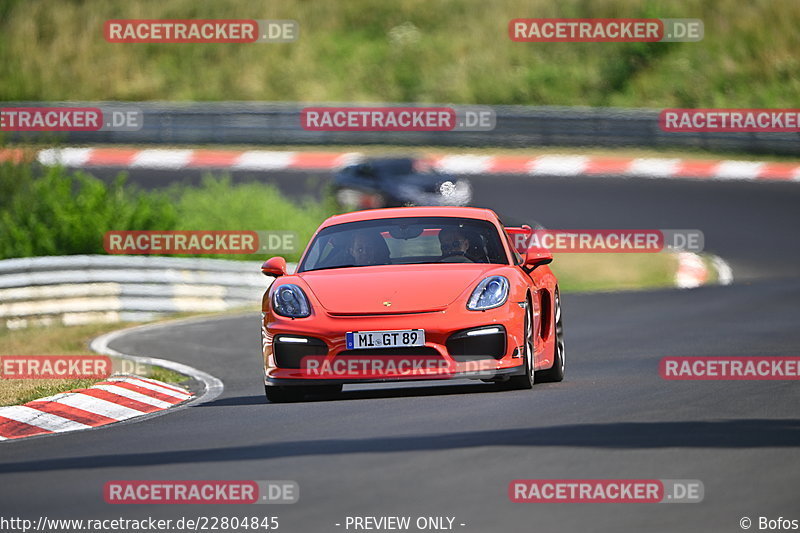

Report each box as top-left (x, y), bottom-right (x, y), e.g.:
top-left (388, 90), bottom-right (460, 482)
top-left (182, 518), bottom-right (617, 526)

top-left (438, 227), bottom-right (472, 262)
top-left (348, 231), bottom-right (390, 266)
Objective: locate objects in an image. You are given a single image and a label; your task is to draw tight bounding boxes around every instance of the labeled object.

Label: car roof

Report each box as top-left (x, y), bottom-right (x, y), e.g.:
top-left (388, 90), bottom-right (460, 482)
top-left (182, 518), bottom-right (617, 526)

top-left (319, 206), bottom-right (500, 228)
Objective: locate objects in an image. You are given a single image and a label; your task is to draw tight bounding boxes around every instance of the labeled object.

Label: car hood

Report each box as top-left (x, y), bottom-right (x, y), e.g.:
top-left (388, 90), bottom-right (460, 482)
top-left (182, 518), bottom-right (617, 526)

top-left (298, 264), bottom-right (494, 314)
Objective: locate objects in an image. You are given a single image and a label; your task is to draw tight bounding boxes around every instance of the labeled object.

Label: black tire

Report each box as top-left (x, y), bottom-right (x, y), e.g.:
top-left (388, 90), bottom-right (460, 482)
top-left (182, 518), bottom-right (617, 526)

top-left (536, 288), bottom-right (565, 383)
top-left (264, 385), bottom-right (304, 403)
top-left (503, 295), bottom-right (535, 390)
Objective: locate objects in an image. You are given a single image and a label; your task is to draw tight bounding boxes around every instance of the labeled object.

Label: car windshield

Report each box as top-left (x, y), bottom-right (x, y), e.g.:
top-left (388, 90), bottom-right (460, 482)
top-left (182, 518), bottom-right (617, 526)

top-left (298, 217), bottom-right (509, 272)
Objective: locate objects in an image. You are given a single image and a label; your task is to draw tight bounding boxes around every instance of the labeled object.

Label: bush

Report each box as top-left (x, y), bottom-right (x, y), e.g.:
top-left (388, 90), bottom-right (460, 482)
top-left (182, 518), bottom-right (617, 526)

top-left (0, 163), bottom-right (177, 258)
top-left (170, 175), bottom-right (336, 262)
top-left (0, 163), bottom-right (334, 262)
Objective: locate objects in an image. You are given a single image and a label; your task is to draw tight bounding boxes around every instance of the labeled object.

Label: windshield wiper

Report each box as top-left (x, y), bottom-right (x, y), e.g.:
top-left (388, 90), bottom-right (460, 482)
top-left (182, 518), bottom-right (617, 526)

top-left (302, 264), bottom-right (358, 272)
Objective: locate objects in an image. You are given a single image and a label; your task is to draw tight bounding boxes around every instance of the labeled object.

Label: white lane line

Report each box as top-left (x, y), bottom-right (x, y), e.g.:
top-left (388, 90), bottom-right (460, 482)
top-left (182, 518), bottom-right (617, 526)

top-left (529, 155), bottom-right (589, 176)
top-left (434, 155), bottom-right (493, 174)
top-left (92, 384), bottom-right (175, 409)
top-left (131, 149), bottom-right (195, 169)
top-left (713, 160), bottom-right (763, 180)
top-left (627, 158), bottom-right (681, 178)
top-left (37, 148), bottom-right (94, 167)
top-left (0, 406), bottom-right (91, 432)
top-left (233, 151), bottom-right (295, 170)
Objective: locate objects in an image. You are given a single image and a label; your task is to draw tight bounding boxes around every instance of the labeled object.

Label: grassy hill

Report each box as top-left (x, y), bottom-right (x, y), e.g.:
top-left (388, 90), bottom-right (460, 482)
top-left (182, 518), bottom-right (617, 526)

top-left (1, 0), bottom-right (798, 107)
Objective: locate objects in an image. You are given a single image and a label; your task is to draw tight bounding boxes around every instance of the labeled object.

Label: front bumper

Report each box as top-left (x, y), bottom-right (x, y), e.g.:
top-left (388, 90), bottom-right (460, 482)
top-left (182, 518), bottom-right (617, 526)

top-left (263, 304), bottom-right (526, 384)
top-left (265, 364), bottom-right (524, 387)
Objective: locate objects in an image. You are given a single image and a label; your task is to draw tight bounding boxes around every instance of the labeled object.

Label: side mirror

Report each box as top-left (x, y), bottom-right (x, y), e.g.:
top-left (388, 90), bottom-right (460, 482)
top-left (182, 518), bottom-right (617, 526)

top-left (524, 248), bottom-right (553, 269)
top-left (261, 257), bottom-right (287, 277)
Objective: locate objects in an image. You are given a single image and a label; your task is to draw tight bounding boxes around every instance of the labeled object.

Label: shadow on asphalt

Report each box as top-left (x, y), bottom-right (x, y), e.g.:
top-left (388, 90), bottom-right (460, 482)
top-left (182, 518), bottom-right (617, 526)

top-left (200, 382), bottom-right (513, 407)
top-left (198, 395), bottom-right (267, 407)
top-left (2, 419), bottom-right (799, 473)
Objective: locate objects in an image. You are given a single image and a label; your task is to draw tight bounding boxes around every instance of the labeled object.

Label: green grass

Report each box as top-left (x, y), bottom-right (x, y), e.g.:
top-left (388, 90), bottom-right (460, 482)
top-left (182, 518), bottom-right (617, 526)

top-left (146, 366), bottom-right (187, 385)
top-left (9, 379), bottom-right (100, 407)
top-left (0, 0), bottom-right (798, 107)
top-left (170, 175), bottom-right (336, 262)
top-left (552, 253), bottom-right (678, 293)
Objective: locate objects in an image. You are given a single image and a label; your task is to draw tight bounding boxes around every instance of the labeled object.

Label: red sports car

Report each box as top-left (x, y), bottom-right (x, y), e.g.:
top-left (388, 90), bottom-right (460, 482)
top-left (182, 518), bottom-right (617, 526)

top-left (260, 206), bottom-right (564, 402)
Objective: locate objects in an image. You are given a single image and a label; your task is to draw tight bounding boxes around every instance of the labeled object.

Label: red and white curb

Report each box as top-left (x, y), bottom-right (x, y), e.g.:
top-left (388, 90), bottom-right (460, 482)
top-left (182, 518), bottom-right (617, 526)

top-left (0, 376), bottom-right (192, 440)
top-left (675, 252), bottom-right (733, 289)
top-left (1, 147), bottom-right (798, 181)
top-left (0, 315), bottom-right (226, 442)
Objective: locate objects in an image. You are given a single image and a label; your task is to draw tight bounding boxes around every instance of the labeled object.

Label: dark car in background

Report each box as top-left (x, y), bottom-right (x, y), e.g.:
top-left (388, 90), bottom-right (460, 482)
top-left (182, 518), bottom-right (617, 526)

top-left (332, 157), bottom-right (472, 210)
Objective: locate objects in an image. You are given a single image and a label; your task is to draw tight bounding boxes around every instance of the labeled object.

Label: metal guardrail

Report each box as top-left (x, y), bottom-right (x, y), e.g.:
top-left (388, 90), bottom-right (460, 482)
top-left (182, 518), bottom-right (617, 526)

top-left (0, 255), bottom-right (278, 329)
top-left (5, 102), bottom-right (799, 156)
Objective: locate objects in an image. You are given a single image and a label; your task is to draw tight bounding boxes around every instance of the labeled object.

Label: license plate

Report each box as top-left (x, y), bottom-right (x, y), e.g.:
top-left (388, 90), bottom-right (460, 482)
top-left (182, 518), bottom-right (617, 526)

top-left (346, 329), bottom-right (425, 350)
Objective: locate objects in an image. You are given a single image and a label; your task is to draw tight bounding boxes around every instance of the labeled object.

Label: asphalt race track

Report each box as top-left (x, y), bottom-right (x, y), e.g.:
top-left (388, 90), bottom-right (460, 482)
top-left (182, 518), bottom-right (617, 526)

top-left (2, 166), bottom-right (799, 533)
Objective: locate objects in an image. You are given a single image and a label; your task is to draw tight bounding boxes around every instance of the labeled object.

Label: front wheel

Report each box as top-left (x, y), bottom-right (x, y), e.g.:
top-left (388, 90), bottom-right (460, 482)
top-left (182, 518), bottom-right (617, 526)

top-left (536, 288), bottom-right (565, 383)
top-left (502, 295), bottom-right (535, 390)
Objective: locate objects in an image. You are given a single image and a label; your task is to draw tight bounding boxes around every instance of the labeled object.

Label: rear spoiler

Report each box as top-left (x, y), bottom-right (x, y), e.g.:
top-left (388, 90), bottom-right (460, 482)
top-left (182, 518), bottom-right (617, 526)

top-left (505, 224), bottom-right (554, 268)
top-left (504, 225), bottom-right (533, 254)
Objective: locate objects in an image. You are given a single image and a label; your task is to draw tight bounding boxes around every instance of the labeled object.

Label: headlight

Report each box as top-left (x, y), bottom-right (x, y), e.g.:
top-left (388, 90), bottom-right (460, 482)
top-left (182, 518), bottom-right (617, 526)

top-left (271, 284), bottom-right (311, 318)
top-left (467, 276), bottom-right (509, 311)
